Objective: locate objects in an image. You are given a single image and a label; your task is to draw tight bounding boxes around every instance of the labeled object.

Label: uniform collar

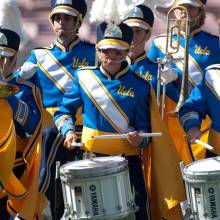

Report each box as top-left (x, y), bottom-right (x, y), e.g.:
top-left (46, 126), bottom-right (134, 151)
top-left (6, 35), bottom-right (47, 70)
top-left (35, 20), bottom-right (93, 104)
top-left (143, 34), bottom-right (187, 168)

top-left (100, 61), bottom-right (129, 80)
top-left (54, 37), bottom-right (80, 52)
top-left (190, 27), bottom-right (202, 37)
top-left (127, 52), bottom-right (147, 65)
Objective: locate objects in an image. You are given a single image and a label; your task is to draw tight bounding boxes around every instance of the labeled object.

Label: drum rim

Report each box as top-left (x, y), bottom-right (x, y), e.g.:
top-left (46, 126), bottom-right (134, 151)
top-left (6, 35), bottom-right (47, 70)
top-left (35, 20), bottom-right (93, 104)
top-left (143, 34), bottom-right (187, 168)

top-left (183, 156), bottom-right (220, 175)
top-left (60, 164), bottom-right (128, 180)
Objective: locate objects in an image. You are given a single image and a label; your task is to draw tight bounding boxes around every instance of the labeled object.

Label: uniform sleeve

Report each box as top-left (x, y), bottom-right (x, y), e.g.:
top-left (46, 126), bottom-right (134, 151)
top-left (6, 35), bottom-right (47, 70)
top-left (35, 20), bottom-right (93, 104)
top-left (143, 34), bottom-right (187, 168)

top-left (54, 74), bottom-right (83, 137)
top-left (179, 81), bottom-right (208, 132)
top-left (7, 83), bottom-right (41, 136)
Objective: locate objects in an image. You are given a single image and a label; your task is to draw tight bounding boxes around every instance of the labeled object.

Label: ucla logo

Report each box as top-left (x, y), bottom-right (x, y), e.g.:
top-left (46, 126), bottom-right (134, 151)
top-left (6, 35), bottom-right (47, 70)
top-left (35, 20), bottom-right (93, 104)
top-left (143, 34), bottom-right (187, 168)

top-left (135, 71), bottom-right (152, 81)
top-left (0, 33), bottom-right (8, 46)
top-left (72, 57), bottom-right (89, 68)
top-left (117, 85), bottom-right (135, 98)
top-left (194, 45), bottom-right (210, 56)
top-left (104, 23), bottom-right (122, 39)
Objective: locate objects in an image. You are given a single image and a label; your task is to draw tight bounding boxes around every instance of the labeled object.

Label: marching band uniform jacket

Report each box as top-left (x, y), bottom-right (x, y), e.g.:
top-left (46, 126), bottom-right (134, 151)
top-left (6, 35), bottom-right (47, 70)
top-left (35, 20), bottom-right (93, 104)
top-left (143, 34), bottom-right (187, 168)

top-left (5, 73), bottom-right (41, 137)
top-left (148, 29), bottom-right (220, 90)
top-left (2, 73), bottom-right (43, 219)
top-left (179, 64), bottom-right (220, 154)
top-left (128, 53), bottom-right (179, 102)
top-left (54, 62), bottom-right (151, 156)
top-left (23, 37), bottom-right (96, 126)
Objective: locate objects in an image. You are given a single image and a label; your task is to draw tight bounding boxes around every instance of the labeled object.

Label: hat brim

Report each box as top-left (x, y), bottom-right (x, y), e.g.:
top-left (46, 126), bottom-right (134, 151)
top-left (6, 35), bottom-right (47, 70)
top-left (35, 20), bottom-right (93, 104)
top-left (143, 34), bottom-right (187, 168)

top-left (124, 19), bottom-right (151, 30)
top-left (97, 39), bottom-right (130, 50)
top-left (175, 0), bottom-right (203, 7)
top-left (50, 6), bottom-right (79, 18)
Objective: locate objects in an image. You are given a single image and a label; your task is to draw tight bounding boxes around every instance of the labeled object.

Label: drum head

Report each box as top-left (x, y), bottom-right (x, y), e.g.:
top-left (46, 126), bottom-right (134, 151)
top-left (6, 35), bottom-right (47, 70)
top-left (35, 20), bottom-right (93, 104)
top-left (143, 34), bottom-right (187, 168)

top-left (60, 156), bottom-right (128, 179)
top-left (183, 156), bottom-right (220, 182)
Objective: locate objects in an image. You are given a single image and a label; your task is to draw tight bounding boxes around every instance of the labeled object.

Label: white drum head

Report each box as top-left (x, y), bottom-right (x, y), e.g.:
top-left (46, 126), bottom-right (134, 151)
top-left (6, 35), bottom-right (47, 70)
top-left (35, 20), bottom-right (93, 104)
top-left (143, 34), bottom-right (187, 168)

top-left (60, 156), bottom-right (128, 179)
top-left (183, 156), bottom-right (220, 182)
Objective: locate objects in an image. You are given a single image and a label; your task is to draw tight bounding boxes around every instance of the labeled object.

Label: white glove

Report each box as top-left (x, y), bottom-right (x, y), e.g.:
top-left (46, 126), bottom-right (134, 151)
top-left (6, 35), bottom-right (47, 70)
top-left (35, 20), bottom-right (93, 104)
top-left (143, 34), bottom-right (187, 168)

top-left (160, 62), bottom-right (178, 85)
top-left (19, 62), bottom-right (38, 79)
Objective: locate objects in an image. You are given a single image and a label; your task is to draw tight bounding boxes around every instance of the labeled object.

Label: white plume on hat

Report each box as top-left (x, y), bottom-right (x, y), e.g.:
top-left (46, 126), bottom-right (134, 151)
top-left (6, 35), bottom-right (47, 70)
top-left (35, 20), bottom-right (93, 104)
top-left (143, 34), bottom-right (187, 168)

top-left (90, 0), bottom-right (144, 24)
top-left (0, 0), bottom-right (29, 45)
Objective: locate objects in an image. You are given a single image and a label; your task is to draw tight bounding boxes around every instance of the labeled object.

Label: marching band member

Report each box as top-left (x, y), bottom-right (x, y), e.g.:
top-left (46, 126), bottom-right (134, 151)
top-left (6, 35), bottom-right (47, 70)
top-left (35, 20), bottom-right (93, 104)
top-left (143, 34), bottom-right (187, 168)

top-left (148, 0), bottom-right (220, 89)
top-left (0, 28), bottom-right (43, 220)
top-left (148, 0), bottom-right (220, 162)
top-left (19, 0), bottom-right (96, 218)
top-left (54, 21), bottom-right (151, 220)
top-left (179, 64), bottom-right (220, 157)
top-left (124, 4), bottom-right (179, 102)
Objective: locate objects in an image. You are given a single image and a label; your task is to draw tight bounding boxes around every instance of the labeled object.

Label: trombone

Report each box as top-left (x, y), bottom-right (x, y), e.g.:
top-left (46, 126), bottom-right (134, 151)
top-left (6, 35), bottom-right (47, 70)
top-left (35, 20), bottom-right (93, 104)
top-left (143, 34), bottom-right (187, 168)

top-left (156, 5), bottom-right (190, 119)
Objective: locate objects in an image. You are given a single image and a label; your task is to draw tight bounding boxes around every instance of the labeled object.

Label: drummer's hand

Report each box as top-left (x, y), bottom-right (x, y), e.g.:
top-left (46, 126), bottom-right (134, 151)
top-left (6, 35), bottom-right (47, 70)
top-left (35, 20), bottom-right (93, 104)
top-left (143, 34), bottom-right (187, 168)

top-left (127, 131), bottom-right (143, 147)
top-left (64, 131), bottom-right (78, 150)
top-left (186, 127), bottom-right (201, 144)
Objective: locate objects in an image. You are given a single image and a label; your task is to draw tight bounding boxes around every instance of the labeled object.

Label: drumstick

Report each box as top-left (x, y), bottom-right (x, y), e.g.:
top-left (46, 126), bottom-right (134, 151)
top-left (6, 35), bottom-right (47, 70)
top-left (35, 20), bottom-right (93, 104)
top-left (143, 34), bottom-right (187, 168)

top-left (195, 139), bottom-right (214, 151)
top-left (92, 132), bottom-right (162, 139)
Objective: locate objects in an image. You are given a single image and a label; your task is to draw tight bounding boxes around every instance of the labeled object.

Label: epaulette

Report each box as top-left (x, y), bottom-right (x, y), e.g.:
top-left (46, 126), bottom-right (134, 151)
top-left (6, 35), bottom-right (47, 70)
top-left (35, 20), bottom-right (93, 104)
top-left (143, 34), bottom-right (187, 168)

top-left (206, 64), bottom-right (220, 71)
top-left (34, 43), bottom-right (55, 50)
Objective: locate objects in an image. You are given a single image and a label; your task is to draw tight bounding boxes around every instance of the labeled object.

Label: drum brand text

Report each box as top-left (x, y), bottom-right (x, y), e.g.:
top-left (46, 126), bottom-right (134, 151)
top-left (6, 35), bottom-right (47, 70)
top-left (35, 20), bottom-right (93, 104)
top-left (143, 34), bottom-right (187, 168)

top-left (90, 185), bottom-right (99, 216)
top-left (208, 187), bottom-right (218, 218)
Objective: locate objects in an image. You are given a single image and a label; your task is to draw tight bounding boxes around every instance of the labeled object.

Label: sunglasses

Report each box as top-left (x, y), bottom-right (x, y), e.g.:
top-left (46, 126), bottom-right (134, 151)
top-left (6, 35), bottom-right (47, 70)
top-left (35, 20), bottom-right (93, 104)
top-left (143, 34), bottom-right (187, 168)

top-left (98, 49), bottom-right (127, 56)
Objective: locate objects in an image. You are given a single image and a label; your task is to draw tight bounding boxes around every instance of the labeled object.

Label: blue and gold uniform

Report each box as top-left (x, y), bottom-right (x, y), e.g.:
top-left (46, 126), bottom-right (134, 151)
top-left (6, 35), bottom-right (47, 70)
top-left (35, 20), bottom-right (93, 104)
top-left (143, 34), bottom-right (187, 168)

top-left (5, 74), bottom-right (41, 137)
top-left (22, 1), bottom-right (97, 218)
top-left (148, 21), bottom-right (220, 161)
top-left (148, 30), bottom-right (220, 89)
top-left (179, 64), bottom-right (220, 156)
top-left (128, 55), bottom-right (179, 102)
top-left (55, 19), bottom-right (152, 220)
top-left (54, 63), bottom-right (151, 155)
top-left (0, 28), bottom-right (43, 220)
top-left (25, 38), bottom-right (96, 126)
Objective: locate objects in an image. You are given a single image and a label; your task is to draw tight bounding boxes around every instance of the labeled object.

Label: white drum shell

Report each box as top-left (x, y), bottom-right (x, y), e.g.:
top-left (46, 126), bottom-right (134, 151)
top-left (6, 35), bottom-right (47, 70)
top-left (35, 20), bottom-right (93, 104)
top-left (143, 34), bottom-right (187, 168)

top-left (183, 157), bottom-right (220, 220)
top-left (60, 156), bottom-right (136, 219)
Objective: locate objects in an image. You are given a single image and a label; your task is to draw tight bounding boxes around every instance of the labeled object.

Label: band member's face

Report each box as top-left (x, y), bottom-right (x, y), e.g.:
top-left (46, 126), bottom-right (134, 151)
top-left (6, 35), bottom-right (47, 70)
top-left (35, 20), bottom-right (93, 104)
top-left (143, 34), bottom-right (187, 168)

top-left (52, 13), bottom-right (77, 38)
top-left (175, 4), bottom-right (200, 20)
top-left (131, 27), bottom-right (149, 48)
top-left (97, 48), bottom-right (128, 65)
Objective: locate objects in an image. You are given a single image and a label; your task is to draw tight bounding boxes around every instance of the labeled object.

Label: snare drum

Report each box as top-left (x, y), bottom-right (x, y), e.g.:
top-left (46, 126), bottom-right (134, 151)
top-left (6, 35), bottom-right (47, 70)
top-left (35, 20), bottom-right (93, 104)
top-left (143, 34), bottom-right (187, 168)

top-left (60, 156), bottom-right (136, 220)
top-left (183, 157), bottom-right (220, 220)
